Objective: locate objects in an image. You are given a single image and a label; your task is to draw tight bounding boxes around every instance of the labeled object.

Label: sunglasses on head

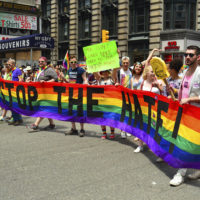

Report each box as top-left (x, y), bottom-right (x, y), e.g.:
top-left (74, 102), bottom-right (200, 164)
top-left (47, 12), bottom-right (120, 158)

top-left (70, 61), bottom-right (77, 64)
top-left (184, 53), bottom-right (195, 58)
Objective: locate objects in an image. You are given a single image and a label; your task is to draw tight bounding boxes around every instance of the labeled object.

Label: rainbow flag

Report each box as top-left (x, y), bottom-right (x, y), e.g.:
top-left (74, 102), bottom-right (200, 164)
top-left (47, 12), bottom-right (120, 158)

top-left (63, 50), bottom-right (69, 70)
top-left (0, 79), bottom-right (200, 169)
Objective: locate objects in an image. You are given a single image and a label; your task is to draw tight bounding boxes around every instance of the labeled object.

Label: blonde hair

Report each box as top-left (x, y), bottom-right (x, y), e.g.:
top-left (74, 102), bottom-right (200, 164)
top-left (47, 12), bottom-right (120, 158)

top-left (142, 65), bottom-right (153, 80)
top-left (8, 58), bottom-right (16, 65)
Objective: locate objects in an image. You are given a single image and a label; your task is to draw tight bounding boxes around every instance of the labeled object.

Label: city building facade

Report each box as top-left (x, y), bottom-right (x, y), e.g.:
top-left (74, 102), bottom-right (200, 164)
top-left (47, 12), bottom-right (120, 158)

top-left (48, 0), bottom-right (200, 65)
top-left (1, 0), bottom-right (200, 66)
top-left (0, 0), bottom-right (42, 66)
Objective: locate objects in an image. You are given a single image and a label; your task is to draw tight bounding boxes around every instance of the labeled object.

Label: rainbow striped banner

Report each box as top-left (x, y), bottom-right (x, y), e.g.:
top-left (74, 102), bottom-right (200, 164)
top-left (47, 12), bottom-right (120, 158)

top-left (0, 79), bottom-right (200, 169)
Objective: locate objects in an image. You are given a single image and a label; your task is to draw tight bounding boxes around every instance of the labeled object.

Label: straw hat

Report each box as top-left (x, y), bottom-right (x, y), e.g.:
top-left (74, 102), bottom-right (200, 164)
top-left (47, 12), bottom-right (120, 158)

top-left (25, 66), bottom-right (32, 71)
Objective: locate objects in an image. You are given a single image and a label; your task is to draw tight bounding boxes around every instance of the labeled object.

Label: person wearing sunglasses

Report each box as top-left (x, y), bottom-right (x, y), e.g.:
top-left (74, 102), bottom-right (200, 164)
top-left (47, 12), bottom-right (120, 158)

top-left (6, 58), bottom-right (23, 126)
top-left (28, 56), bottom-right (58, 131)
top-left (169, 45), bottom-right (200, 186)
top-left (65, 55), bottom-right (88, 137)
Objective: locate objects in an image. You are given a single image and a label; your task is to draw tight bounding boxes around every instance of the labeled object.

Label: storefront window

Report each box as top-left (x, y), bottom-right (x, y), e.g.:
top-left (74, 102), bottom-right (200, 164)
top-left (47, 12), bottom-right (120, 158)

top-left (129, 0), bottom-right (150, 34)
top-left (164, 0), bottom-right (196, 30)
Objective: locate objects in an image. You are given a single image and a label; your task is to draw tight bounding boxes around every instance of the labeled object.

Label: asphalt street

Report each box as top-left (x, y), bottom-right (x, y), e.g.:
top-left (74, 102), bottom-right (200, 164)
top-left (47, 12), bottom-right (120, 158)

top-left (0, 114), bottom-right (199, 200)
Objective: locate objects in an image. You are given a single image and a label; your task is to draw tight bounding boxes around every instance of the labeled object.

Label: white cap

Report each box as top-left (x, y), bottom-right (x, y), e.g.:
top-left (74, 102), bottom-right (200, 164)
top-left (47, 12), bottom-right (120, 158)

top-left (25, 66), bottom-right (32, 71)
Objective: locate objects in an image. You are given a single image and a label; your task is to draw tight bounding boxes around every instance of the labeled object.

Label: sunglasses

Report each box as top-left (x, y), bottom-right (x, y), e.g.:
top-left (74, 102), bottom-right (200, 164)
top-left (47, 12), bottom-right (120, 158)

top-left (70, 61), bottom-right (77, 64)
top-left (184, 53), bottom-right (195, 58)
top-left (39, 61), bottom-right (45, 63)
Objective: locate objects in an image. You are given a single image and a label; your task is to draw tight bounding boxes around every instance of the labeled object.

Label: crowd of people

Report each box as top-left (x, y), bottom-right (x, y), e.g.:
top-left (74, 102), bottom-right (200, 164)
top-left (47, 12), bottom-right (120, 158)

top-left (0, 45), bottom-right (200, 186)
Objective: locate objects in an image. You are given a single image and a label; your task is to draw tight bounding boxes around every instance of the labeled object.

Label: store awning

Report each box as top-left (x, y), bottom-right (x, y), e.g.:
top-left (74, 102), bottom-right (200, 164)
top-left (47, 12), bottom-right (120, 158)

top-left (0, 33), bottom-right (54, 51)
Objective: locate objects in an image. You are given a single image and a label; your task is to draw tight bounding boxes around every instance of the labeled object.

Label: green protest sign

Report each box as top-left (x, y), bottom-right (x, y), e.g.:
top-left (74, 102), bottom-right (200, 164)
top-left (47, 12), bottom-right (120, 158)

top-left (83, 41), bottom-right (119, 73)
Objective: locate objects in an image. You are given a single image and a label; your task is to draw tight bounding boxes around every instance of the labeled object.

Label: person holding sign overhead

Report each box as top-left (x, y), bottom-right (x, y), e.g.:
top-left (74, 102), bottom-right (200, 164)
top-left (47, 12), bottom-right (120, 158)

top-left (65, 55), bottom-right (88, 137)
top-left (134, 66), bottom-right (163, 153)
top-left (134, 49), bottom-right (163, 153)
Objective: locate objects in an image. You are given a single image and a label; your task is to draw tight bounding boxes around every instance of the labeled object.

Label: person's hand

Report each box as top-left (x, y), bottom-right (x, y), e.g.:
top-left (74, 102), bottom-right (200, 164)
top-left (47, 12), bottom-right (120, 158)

top-left (40, 80), bottom-right (45, 83)
top-left (166, 85), bottom-right (173, 94)
top-left (153, 48), bottom-right (161, 52)
top-left (115, 83), bottom-right (120, 87)
top-left (180, 98), bottom-right (190, 105)
top-left (26, 77), bottom-right (31, 83)
top-left (152, 81), bottom-right (160, 88)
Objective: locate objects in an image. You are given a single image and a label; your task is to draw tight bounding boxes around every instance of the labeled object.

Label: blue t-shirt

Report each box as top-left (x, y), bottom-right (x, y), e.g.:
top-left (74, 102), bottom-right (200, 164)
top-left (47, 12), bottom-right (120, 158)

top-left (68, 67), bottom-right (85, 84)
top-left (12, 68), bottom-right (22, 81)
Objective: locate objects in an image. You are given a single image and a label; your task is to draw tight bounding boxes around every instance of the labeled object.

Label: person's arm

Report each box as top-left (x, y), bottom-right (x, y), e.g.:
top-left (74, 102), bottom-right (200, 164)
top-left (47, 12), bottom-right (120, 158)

top-left (130, 77), bottom-right (134, 89)
top-left (93, 72), bottom-right (101, 82)
top-left (82, 72), bottom-right (88, 84)
top-left (180, 96), bottom-right (200, 105)
top-left (44, 67), bottom-right (58, 82)
top-left (145, 48), bottom-right (161, 67)
top-left (112, 68), bottom-right (120, 85)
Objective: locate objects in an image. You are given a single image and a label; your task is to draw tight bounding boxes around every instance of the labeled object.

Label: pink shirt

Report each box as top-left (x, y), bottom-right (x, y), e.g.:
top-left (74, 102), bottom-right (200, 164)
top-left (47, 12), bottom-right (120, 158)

top-left (180, 74), bottom-right (193, 99)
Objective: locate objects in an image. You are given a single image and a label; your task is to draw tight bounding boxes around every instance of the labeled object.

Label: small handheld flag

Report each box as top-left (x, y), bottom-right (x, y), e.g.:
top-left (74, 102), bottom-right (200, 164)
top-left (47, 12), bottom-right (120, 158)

top-left (63, 51), bottom-right (69, 71)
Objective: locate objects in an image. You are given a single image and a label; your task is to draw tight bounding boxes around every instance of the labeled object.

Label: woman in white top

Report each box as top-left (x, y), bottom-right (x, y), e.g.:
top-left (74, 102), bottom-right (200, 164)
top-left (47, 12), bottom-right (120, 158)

top-left (134, 65), bottom-right (163, 153)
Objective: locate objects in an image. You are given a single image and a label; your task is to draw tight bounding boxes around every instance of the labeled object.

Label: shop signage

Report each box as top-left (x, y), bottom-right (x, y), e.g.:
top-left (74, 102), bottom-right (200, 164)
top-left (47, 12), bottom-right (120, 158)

top-left (165, 41), bottom-right (180, 50)
top-left (0, 13), bottom-right (37, 30)
top-left (161, 40), bottom-right (184, 52)
top-left (0, 33), bottom-right (54, 51)
top-left (0, 1), bottom-right (37, 12)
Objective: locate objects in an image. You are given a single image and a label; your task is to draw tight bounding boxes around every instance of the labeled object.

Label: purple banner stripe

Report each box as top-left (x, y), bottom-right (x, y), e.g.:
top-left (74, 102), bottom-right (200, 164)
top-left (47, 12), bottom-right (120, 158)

top-left (1, 102), bottom-right (200, 169)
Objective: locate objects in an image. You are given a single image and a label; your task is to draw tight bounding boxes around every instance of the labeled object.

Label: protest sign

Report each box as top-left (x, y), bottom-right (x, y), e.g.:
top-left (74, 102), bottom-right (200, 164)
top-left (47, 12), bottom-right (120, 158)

top-left (0, 79), bottom-right (200, 169)
top-left (150, 57), bottom-right (169, 79)
top-left (83, 41), bottom-right (119, 73)
top-left (150, 57), bottom-right (176, 100)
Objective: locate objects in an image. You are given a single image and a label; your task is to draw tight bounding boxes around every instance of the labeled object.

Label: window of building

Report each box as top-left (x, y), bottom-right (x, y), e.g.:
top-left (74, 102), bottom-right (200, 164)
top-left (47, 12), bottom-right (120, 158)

top-left (129, 0), bottom-right (150, 34)
top-left (78, 1), bottom-right (91, 40)
top-left (42, 20), bottom-right (51, 35)
top-left (79, 0), bottom-right (91, 9)
top-left (78, 14), bottom-right (91, 39)
top-left (58, 43), bottom-right (69, 62)
top-left (59, 18), bottom-right (69, 41)
top-left (164, 0), bottom-right (196, 30)
top-left (101, 1), bottom-right (118, 37)
top-left (42, 0), bottom-right (51, 18)
top-left (58, 0), bottom-right (69, 14)
top-left (41, 0), bottom-right (51, 35)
